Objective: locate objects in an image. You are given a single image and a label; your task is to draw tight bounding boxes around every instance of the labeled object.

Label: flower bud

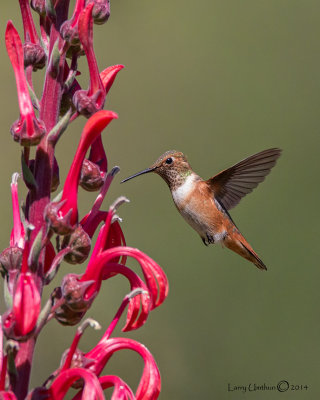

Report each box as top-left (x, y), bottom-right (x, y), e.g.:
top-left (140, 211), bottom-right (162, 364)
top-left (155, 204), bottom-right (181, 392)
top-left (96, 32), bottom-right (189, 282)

top-left (54, 286), bottom-right (88, 326)
top-left (23, 42), bottom-right (46, 71)
top-left (55, 305), bottom-right (85, 326)
top-left (10, 116), bottom-right (46, 147)
top-left (53, 276), bottom-right (96, 326)
top-left (45, 200), bottom-right (75, 236)
top-left (61, 275), bottom-right (95, 312)
top-left (60, 21), bottom-right (80, 46)
top-left (0, 246), bottom-right (23, 274)
top-left (88, 0), bottom-right (110, 25)
top-left (80, 159), bottom-right (104, 192)
top-left (30, 0), bottom-right (46, 16)
top-left (0, 247), bottom-right (23, 294)
top-left (72, 89), bottom-right (104, 118)
top-left (60, 226), bottom-right (91, 265)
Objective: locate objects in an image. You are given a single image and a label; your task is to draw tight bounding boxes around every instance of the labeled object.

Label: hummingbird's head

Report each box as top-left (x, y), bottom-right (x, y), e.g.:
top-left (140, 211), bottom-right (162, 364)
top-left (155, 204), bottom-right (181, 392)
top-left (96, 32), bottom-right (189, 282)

top-left (121, 150), bottom-right (192, 188)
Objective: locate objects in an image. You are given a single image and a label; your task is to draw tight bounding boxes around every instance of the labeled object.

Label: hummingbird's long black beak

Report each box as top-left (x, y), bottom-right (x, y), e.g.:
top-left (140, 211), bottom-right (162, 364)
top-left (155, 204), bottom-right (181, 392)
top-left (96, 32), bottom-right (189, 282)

top-left (121, 167), bottom-right (156, 183)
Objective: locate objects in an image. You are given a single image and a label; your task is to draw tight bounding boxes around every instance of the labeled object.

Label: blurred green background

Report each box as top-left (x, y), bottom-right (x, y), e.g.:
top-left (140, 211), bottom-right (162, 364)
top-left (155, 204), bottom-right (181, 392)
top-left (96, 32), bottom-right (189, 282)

top-left (0, 0), bottom-right (319, 398)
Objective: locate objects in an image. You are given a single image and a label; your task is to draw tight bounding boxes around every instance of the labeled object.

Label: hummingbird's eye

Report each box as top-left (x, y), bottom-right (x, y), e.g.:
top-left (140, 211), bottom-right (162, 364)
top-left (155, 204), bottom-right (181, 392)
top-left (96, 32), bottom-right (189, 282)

top-left (165, 157), bottom-right (173, 165)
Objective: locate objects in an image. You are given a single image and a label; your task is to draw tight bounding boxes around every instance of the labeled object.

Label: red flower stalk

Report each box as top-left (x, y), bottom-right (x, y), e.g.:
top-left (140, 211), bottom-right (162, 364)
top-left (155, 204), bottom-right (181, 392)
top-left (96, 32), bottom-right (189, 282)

top-left (5, 21), bottom-right (45, 146)
top-left (1, 1), bottom-right (167, 398)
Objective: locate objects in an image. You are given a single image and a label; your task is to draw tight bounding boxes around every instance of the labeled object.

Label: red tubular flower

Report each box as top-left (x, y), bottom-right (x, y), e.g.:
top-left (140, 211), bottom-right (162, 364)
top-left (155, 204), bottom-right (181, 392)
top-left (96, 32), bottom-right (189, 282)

top-left (18, 0), bottom-right (46, 70)
top-left (98, 375), bottom-right (135, 400)
top-left (79, 64), bottom-right (124, 184)
top-left (86, 338), bottom-right (161, 400)
top-left (8, 243), bottom-right (41, 337)
top-left (100, 64), bottom-right (124, 96)
top-left (60, 0), bottom-right (86, 45)
top-left (49, 368), bottom-right (105, 400)
top-left (72, 375), bottom-right (135, 400)
top-left (45, 110), bottom-right (118, 235)
top-left (5, 21), bottom-right (45, 146)
top-left (73, 4), bottom-right (106, 116)
top-left (78, 243), bottom-right (168, 331)
top-left (12, 272), bottom-right (41, 336)
top-left (82, 246), bottom-right (168, 310)
top-left (0, 391), bottom-right (18, 400)
top-left (80, 168), bottom-right (121, 238)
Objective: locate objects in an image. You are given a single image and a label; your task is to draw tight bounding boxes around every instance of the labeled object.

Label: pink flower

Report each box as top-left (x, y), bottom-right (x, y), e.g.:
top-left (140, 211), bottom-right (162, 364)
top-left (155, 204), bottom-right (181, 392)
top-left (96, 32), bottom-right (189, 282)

top-left (5, 21), bottom-right (45, 146)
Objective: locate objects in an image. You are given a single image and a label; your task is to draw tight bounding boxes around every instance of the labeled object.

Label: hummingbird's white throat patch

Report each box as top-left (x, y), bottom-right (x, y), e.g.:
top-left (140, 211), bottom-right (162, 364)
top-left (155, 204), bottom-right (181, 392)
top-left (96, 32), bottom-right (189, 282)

top-left (172, 174), bottom-right (196, 205)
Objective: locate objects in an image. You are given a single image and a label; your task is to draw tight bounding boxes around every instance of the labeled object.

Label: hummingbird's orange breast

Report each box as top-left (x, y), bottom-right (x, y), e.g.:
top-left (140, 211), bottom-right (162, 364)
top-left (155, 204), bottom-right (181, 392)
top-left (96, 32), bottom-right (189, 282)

top-left (171, 176), bottom-right (228, 242)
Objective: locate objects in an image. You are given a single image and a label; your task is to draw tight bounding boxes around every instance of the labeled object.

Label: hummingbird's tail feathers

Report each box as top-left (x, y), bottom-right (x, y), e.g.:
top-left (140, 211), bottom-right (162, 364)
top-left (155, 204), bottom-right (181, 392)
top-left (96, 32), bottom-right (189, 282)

top-left (240, 241), bottom-right (267, 270)
top-left (224, 234), bottom-right (267, 270)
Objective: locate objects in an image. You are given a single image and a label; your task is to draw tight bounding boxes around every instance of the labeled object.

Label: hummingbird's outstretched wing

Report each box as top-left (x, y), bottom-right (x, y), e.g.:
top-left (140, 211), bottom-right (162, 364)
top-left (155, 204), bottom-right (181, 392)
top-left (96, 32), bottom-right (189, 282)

top-left (206, 148), bottom-right (282, 210)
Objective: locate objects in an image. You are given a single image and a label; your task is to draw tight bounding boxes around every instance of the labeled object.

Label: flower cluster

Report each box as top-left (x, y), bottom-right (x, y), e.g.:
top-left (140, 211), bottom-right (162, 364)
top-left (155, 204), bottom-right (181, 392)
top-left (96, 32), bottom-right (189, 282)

top-left (0, 1), bottom-right (168, 399)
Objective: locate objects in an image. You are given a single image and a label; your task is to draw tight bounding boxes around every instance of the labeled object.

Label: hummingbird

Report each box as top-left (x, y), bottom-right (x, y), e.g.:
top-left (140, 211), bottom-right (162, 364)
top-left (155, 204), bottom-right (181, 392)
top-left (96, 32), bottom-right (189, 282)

top-left (121, 148), bottom-right (281, 270)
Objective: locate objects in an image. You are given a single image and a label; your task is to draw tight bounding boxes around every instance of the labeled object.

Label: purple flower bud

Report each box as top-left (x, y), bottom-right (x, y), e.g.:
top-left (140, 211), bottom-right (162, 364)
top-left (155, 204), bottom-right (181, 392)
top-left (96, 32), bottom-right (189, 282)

top-left (0, 247), bottom-right (23, 275)
top-left (30, 0), bottom-right (46, 16)
top-left (45, 200), bottom-right (75, 236)
top-left (60, 226), bottom-right (91, 265)
top-left (80, 159), bottom-right (104, 192)
top-left (72, 89), bottom-right (104, 118)
top-left (87, 0), bottom-right (111, 25)
top-left (23, 42), bottom-right (46, 71)
top-left (61, 275), bottom-right (94, 312)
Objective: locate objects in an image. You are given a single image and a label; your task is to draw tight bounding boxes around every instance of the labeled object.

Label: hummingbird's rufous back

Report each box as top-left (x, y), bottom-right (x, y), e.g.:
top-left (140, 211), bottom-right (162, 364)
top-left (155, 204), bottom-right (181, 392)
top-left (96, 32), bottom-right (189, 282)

top-left (122, 148), bottom-right (282, 270)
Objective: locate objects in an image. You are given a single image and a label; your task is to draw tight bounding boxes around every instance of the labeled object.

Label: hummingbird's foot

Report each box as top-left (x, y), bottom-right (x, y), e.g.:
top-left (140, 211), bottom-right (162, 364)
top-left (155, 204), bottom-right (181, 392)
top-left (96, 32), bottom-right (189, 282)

top-left (202, 233), bottom-right (215, 246)
top-left (202, 238), bottom-right (209, 246)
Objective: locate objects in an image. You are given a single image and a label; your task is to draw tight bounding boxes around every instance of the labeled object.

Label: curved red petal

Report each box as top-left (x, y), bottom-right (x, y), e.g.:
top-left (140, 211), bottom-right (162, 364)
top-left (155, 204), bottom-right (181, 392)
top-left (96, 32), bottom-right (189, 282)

top-left (85, 338), bottom-right (160, 400)
top-left (50, 368), bottom-right (104, 400)
top-left (100, 64), bottom-right (124, 95)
